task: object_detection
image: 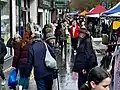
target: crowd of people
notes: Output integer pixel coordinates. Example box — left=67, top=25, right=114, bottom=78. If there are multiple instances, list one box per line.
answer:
left=0, top=15, right=113, bottom=90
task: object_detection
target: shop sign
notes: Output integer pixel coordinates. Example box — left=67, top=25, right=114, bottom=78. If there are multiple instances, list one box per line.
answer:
left=1, top=0, right=8, bottom=2
left=43, top=0, right=50, bottom=7
left=55, top=1, right=67, bottom=9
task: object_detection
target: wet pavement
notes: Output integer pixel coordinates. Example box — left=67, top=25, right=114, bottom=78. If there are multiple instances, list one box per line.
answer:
left=0, top=43, right=104, bottom=90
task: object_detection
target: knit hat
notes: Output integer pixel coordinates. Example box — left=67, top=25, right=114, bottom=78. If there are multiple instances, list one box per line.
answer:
left=34, top=30, right=41, bottom=38
left=45, top=27, right=53, bottom=33
left=46, top=33, right=56, bottom=41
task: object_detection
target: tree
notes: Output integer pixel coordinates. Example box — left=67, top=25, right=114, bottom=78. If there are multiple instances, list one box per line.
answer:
left=70, top=0, right=100, bottom=11
left=110, top=0, right=120, bottom=7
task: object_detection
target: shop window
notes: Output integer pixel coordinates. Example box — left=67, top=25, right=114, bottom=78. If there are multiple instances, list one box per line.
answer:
left=1, top=0, right=11, bottom=58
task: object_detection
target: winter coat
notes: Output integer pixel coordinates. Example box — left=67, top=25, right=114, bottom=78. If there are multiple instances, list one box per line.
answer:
left=27, top=38, right=54, bottom=79
left=19, top=44, right=29, bottom=68
left=0, top=40, right=7, bottom=64
left=12, top=40, right=21, bottom=68
left=73, top=36, right=98, bottom=72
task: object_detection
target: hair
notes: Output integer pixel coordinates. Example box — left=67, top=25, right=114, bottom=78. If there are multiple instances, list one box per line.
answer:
left=21, top=30, right=31, bottom=48
left=80, top=67, right=111, bottom=90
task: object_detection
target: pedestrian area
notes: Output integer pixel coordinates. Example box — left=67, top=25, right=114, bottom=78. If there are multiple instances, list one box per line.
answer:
left=0, top=43, right=104, bottom=90
left=0, top=44, right=78, bottom=90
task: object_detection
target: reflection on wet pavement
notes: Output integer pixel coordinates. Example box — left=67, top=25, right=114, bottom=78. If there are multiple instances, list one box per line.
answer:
left=55, top=46, right=78, bottom=90
left=0, top=44, right=104, bottom=90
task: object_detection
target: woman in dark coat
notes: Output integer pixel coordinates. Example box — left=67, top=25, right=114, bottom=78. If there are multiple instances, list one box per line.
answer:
left=8, top=34, right=21, bottom=90
left=72, top=28, right=98, bottom=89
left=18, top=29, right=32, bottom=90
left=12, top=34, right=21, bottom=68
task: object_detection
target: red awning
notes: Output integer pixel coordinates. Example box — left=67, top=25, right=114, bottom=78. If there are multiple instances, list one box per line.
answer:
left=87, top=5, right=106, bottom=15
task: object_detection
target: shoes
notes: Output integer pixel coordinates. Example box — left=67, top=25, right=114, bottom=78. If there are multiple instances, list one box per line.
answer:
left=19, top=85, right=23, bottom=90
left=74, top=50, right=76, bottom=55
left=1, top=80, right=6, bottom=86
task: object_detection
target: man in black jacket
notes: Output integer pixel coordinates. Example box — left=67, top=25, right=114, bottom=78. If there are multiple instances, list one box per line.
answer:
left=0, top=38, right=7, bottom=85
left=73, top=28, right=98, bottom=89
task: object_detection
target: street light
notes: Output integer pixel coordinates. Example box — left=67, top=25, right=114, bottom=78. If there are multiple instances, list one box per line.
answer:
left=18, top=0, right=21, bottom=34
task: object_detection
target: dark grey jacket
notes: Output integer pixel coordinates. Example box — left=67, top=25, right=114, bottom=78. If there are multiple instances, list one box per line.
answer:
left=0, top=40, right=7, bottom=64
left=73, top=36, right=98, bottom=72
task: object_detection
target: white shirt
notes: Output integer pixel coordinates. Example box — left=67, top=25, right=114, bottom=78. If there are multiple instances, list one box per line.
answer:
left=73, top=26, right=76, bottom=36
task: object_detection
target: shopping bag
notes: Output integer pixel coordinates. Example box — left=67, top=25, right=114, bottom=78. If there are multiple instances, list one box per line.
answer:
left=102, top=34, right=109, bottom=45
left=8, top=69, right=18, bottom=87
left=44, top=42, right=57, bottom=69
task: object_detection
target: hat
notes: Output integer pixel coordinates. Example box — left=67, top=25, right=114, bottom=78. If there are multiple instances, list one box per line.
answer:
left=46, top=33, right=56, bottom=41
left=45, top=27, right=53, bottom=33
left=14, top=34, right=21, bottom=38
left=34, top=30, right=41, bottom=38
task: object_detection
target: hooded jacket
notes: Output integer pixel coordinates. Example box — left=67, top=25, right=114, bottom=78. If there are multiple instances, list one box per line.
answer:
left=27, top=38, right=54, bottom=79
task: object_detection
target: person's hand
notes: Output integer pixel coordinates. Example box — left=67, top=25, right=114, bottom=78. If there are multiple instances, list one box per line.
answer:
left=82, top=69, right=87, bottom=74
left=73, top=72, right=78, bottom=80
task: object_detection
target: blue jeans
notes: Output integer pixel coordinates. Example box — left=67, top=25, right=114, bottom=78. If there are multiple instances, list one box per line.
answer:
left=35, top=75, right=53, bottom=90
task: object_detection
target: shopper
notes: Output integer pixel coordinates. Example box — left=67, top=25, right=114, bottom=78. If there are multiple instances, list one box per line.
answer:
left=0, top=38, right=7, bottom=85
left=80, top=67, right=111, bottom=90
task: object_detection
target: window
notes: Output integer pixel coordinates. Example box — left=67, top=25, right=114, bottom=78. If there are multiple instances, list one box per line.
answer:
left=1, top=0, right=11, bottom=58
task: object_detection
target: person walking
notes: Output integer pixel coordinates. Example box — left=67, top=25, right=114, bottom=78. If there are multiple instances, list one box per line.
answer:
left=27, top=31, right=56, bottom=90
left=11, top=34, right=21, bottom=69
left=8, top=34, right=21, bottom=90
left=0, top=38, right=7, bottom=85
left=72, top=28, right=98, bottom=89
left=80, top=67, right=111, bottom=90
left=69, top=19, right=80, bottom=51
left=18, top=29, right=32, bottom=90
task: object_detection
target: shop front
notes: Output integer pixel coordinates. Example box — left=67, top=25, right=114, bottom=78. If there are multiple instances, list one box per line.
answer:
left=38, top=0, right=52, bottom=27
left=0, top=0, right=12, bottom=59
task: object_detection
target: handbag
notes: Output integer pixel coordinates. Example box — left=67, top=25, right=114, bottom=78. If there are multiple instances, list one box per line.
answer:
left=44, top=42, right=57, bottom=69
left=8, top=69, right=18, bottom=87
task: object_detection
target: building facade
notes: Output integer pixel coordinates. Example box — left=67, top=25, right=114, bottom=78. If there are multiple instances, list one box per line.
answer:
left=0, top=0, right=69, bottom=59
left=0, top=0, right=11, bottom=58
left=54, top=0, right=69, bottom=19
left=37, top=0, right=52, bottom=28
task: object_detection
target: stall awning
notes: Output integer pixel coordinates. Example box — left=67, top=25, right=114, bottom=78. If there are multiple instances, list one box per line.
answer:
left=69, top=10, right=81, bottom=15
left=79, top=10, right=88, bottom=16
left=103, top=2, right=120, bottom=17
left=87, top=5, right=106, bottom=15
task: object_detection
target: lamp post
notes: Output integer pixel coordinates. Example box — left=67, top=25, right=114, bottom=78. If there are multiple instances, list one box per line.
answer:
left=10, top=0, right=12, bottom=38
left=18, top=0, right=21, bottom=34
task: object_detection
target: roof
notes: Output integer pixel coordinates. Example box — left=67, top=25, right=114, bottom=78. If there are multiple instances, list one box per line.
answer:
left=87, top=4, right=106, bottom=15
left=103, top=2, right=120, bottom=17
left=79, top=10, right=88, bottom=16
